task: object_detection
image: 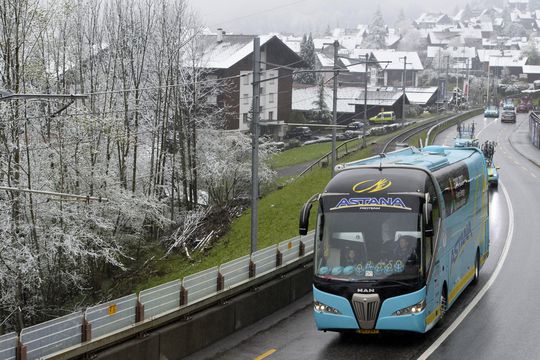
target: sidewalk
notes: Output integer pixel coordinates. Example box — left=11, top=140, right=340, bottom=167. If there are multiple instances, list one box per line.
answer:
left=508, top=116, right=540, bottom=168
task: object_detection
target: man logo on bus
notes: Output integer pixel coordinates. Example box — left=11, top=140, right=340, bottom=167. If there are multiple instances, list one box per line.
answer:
left=352, top=178, right=392, bottom=194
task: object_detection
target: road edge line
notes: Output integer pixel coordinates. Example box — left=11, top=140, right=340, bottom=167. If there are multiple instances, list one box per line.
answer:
left=416, top=182, right=515, bottom=360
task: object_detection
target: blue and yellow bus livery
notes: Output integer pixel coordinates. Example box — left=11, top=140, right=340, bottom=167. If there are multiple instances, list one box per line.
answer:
left=299, top=145, right=489, bottom=333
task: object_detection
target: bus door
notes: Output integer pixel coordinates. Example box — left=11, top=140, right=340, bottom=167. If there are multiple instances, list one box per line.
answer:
left=424, top=183, right=443, bottom=328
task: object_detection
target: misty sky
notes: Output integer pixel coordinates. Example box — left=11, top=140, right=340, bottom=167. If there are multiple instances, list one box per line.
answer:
left=188, top=0, right=501, bottom=35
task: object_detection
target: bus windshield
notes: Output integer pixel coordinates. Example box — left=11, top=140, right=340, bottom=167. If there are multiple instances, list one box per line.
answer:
left=315, top=210, right=423, bottom=283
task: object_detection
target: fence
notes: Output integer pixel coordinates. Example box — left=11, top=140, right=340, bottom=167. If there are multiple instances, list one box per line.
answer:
left=530, top=112, right=540, bottom=148
left=4, top=231, right=314, bottom=360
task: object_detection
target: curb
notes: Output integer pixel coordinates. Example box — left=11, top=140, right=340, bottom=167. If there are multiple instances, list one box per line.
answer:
left=507, top=116, right=540, bottom=169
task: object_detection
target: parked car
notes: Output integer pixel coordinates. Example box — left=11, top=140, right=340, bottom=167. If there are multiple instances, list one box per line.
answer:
left=346, top=121, right=364, bottom=130
left=284, top=126, right=312, bottom=140
left=484, top=106, right=499, bottom=118
left=369, top=111, right=396, bottom=124
left=500, top=110, right=516, bottom=123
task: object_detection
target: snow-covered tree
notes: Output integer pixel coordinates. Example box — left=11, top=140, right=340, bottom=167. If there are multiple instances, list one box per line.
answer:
left=364, top=7, right=387, bottom=49
left=522, top=38, right=540, bottom=65
left=310, top=77, right=332, bottom=124
left=294, top=33, right=317, bottom=84
left=503, top=22, right=528, bottom=38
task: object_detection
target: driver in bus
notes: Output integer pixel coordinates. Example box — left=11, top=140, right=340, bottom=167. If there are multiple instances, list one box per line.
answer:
left=394, top=235, right=418, bottom=263
left=343, top=248, right=359, bottom=266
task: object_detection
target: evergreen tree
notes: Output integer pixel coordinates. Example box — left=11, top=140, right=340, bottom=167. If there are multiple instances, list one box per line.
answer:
left=523, top=38, right=540, bottom=65
left=311, top=77, right=331, bottom=124
left=364, top=7, right=387, bottom=49
left=294, top=33, right=317, bottom=84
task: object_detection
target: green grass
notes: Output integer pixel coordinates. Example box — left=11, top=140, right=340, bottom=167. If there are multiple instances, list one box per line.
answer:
left=270, top=139, right=354, bottom=169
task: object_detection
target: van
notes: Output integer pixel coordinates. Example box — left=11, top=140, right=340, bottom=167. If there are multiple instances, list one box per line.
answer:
left=369, top=111, right=396, bottom=124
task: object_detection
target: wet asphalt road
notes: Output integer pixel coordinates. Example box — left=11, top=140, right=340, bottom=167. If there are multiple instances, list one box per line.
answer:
left=188, top=113, right=535, bottom=360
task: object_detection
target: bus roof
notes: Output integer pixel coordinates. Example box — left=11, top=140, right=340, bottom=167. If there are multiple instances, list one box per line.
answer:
left=339, top=146, right=479, bottom=173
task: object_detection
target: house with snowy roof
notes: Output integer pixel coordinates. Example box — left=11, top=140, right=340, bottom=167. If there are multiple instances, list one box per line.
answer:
left=199, top=31, right=304, bottom=132
left=369, top=50, right=424, bottom=87
left=414, top=13, right=454, bottom=29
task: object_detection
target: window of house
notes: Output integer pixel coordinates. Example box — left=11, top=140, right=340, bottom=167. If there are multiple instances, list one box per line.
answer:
left=243, top=73, right=250, bottom=85
left=243, top=94, right=249, bottom=105
left=260, top=86, right=264, bottom=95
left=269, top=72, right=276, bottom=85
left=269, top=93, right=275, bottom=103
left=269, top=111, right=273, bottom=121
left=243, top=113, right=249, bottom=123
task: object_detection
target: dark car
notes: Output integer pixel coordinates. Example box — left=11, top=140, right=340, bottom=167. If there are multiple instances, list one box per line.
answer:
left=285, top=126, right=312, bottom=140
left=501, top=110, right=516, bottom=123
left=516, top=103, right=529, bottom=113
left=346, top=121, right=364, bottom=130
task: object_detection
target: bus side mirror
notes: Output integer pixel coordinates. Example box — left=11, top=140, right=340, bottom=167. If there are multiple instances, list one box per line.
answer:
left=299, top=202, right=313, bottom=235
left=299, top=193, right=320, bottom=235
left=423, top=202, right=434, bottom=237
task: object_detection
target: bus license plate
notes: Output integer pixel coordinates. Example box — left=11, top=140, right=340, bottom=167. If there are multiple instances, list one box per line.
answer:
left=357, top=329, right=380, bottom=334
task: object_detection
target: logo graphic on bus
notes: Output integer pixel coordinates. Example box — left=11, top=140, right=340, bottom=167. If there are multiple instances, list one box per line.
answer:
left=352, top=179, right=392, bottom=194
left=330, top=197, right=411, bottom=211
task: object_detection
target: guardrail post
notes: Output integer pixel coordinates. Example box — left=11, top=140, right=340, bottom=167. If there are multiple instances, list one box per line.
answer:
left=17, top=338, right=27, bottom=360
left=217, top=272, right=224, bottom=291
left=276, top=249, right=283, bottom=267
left=81, top=317, right=91, bottom=343
left=249, top=259, right=256, bottom=278
left=135, top=299, right=144, bottom=323
left=299, top=241, right=305, bottom=257
left=180, top=286, right=188, bottom=306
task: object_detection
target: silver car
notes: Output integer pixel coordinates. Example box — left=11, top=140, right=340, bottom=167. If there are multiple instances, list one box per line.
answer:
left=501, top=110, right=516, bottom=123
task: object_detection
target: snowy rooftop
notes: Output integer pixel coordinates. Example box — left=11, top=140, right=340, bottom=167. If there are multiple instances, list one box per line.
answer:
left=488, top=55, right=527, bottom=68
left=340, top=58, right=366, bottom=73
left=371, top=50, right=424, bottom=71
left=292, top=87, right=405, bottom=112
left=415, top=13, right=449, bottom=25
left=477, top=49, right=521, bottom=62
left=405, top=87, right=439, bottom=105
left=428, top=31, right=463, bottom=45
left=523, top=65, right=540, bottom=74
left=199, top=34, right=273, bottom=69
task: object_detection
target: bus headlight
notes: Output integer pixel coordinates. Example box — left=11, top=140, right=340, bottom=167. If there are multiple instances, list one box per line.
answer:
left=392, top=299, right=426, bottom=316
left=314, top=301, right=341, bottom=315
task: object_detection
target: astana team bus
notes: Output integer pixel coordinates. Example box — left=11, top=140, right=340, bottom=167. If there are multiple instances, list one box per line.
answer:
left=299, top=145, right=489, bottom=333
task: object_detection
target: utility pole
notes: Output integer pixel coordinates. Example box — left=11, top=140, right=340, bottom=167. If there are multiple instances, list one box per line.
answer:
left=400, top=56, right=410, bottom=123
left=486, top=64, right=491, bottom=106
left=466, top=58, right=470, bottom=103
left=363, top=53, right=368, bottom=148
left=250, top=37, right=261, bottom=254
left=331, top=40, right=339, bottom=177
left=446, top=56, right=450, bottom=109
left=455, top=60, right=459, bottom=109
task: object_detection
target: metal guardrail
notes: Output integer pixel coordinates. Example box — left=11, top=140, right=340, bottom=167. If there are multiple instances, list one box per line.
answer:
left=425, top=108, right=483, bottom=146
left=0, top=332, right=17, bottom=360
left=530, top=112, right=540, bottom=148
left=3, top=231, right=314, bottom=360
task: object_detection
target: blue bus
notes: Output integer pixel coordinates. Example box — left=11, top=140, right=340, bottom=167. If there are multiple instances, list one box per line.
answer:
left=299, top=145, right=489, bottom=333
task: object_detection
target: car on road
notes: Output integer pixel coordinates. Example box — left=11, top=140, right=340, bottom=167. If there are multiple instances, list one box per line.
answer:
left=500, top=110, right=516, bottom=123
left=284, top=126, right=312, bottom=140
left=487, top=165, right=499, bottom=188
left=369, top=111, right=396, bottom=124
left=484, top=106, right=499, bottom=118
left=346, top=121, right=364, bottom=130
left=503, top=102, right=515, bottom=111
left=516, top=103, right=529, bottom=113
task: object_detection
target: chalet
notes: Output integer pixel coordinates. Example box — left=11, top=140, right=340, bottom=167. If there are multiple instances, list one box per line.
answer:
left=508, top=0, right=529, bottom=12
left=488, top=55, right=527, bottom=76
left=370, top=51, right=424, bottom=87
left=523, top=65, right=540, bottom=81
left=199, top=32, right=304, bottom=132
left=414, top=13, right=454, bottom=29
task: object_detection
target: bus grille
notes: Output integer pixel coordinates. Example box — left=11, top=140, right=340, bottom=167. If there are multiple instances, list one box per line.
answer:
left=351, top=293, right=380, bottom=329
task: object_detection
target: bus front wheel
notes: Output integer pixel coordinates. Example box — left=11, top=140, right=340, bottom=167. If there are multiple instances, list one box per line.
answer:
left=438, top=285, right=448, bottom=327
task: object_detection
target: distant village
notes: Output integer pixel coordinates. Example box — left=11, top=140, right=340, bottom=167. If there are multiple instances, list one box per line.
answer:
left=196, top=0, right=540, bottom=134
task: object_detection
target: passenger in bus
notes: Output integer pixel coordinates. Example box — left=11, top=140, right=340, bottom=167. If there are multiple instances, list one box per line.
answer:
left=393, top=235, right=418, bottom=263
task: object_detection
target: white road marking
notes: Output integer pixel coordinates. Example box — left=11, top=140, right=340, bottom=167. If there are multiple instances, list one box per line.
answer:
left=417, top=182, right=515, bottom=360
left=477, top=118, right=498, bottom=137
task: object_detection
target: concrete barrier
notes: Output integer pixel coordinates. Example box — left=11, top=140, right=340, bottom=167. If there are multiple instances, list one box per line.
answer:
left=91, top=262, right=314, bottom=360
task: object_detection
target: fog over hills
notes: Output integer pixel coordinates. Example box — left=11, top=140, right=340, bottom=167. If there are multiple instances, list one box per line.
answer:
left=190, top=0, right=503, bottom=34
